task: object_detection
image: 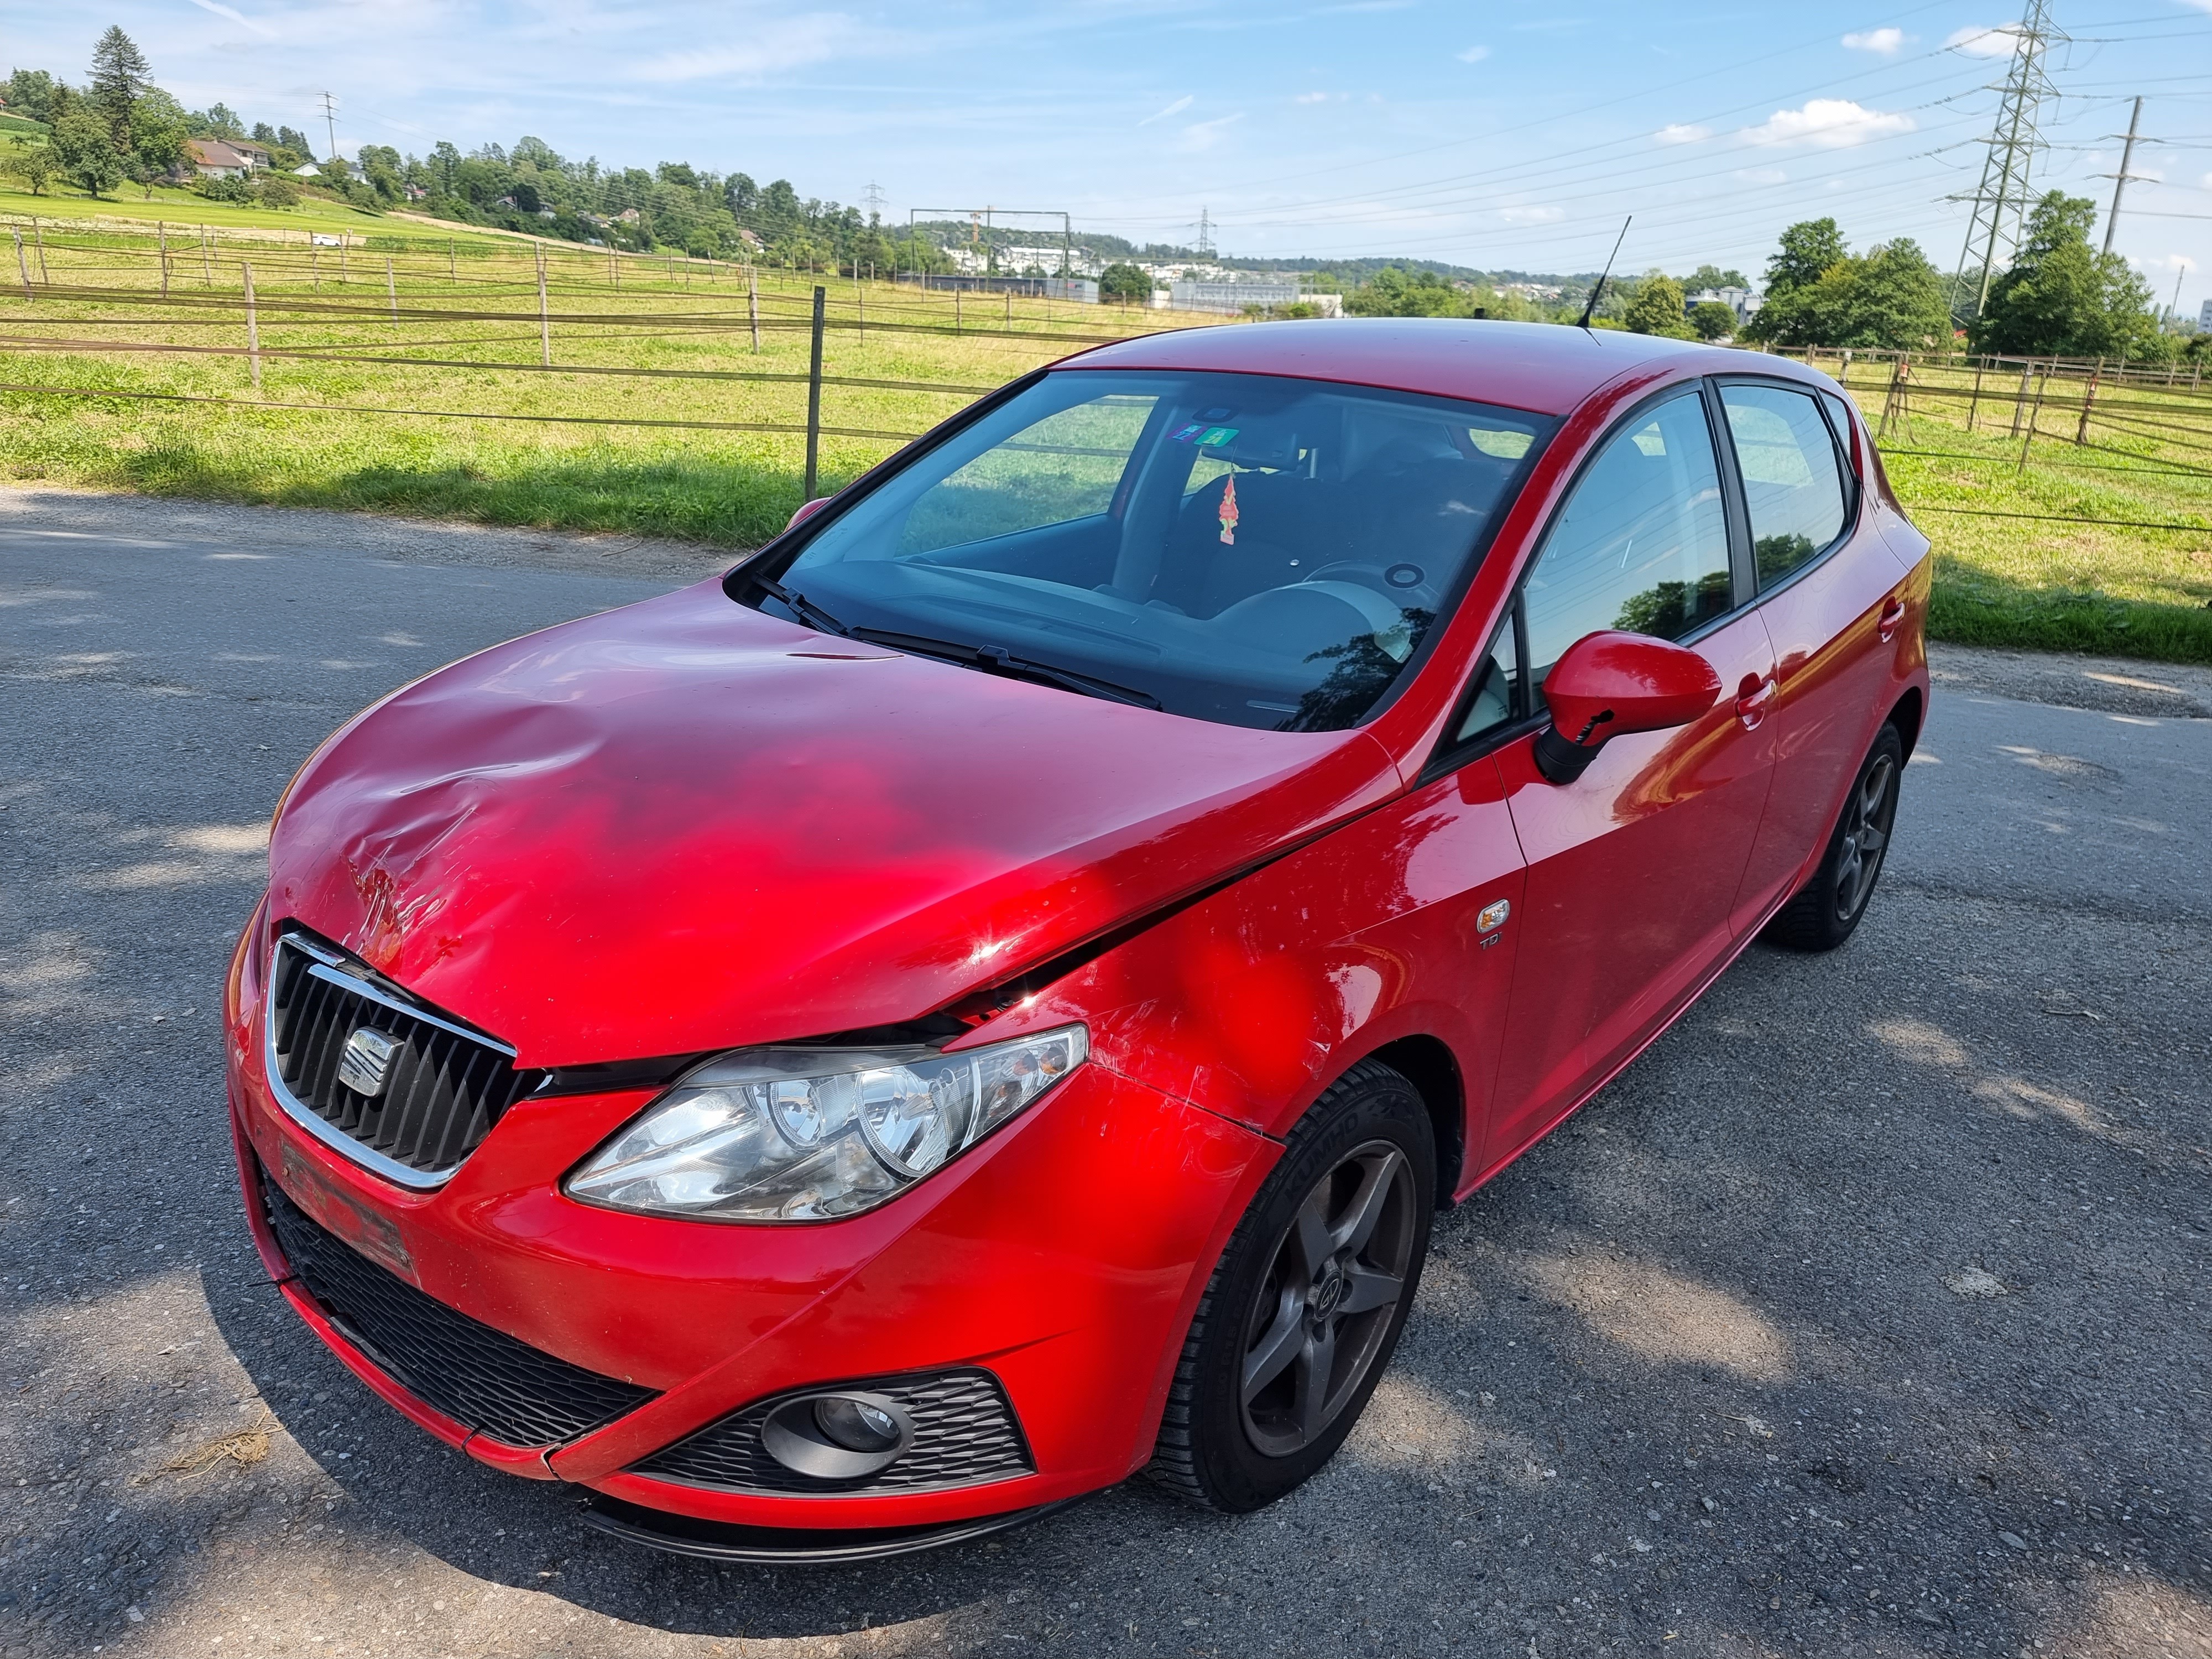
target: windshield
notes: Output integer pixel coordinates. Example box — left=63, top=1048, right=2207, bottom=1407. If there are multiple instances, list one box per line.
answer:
left=750, top=369, right=1555, bottom=731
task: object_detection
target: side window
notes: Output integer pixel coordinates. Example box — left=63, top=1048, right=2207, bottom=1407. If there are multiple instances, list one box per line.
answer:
left=1522, top=392, right=1732, bottom=681
left=1453, top=614, right=1520, bottom=746
left=1819, top=389, right=1860, bottom=478
left=899, top=394, right=1157, bottom=555
left=1720, top=384, right=1848, bottom=588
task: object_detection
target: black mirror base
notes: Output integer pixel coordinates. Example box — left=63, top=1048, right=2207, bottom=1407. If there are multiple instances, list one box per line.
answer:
left=1533, top=724, right=1600, bottom=785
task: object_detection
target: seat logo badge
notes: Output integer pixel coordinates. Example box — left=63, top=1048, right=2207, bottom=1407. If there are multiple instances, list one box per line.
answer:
left=337, top=1027, right=401, bottom=1098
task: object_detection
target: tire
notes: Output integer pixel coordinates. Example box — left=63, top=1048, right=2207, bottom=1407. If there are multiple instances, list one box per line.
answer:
left=1149, top=1059, right=1435, bottom=1513
left=1762, top=723, right=1905, bottom=953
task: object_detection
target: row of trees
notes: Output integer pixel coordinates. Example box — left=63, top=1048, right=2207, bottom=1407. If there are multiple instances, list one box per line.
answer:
left=3, top=31, right=199, bottom=200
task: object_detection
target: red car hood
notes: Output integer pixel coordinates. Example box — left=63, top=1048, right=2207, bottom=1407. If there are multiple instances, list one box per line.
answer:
left=269, top=581, right=1402, bottom=1067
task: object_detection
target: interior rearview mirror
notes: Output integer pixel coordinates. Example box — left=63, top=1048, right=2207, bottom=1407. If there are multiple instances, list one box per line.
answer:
left=1533, top=630, right=1724, bottom=784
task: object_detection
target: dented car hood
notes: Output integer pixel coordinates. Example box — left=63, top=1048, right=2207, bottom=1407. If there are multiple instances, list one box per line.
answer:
left=267, top=580, right=1402, bottom=1067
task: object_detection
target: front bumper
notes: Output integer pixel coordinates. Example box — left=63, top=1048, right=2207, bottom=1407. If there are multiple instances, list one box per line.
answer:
left=224, top=921, right=1278, bottom=1536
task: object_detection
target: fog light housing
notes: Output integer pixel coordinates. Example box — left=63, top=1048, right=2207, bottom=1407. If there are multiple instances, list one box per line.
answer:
left=759, top=1391, right=915, bottom=1481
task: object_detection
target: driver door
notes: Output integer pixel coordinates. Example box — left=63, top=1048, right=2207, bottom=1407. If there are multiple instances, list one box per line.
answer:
left=1478, top=385, right=1777, bottom=1173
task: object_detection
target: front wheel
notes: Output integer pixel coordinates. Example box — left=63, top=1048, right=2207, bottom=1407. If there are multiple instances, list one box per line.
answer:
left=1149, top=1060, right=1434, bottom=1513
left=1763, top=723, right=1904, bottom=952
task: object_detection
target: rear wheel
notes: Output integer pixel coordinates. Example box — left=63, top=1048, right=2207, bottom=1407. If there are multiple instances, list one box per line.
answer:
left=1764, top=723, right=1904, bottom=953
left=1149, top=1060, right=1434, bottom=1512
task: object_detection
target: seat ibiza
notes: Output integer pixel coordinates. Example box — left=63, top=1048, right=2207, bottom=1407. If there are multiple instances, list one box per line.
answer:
left=224, top=319, right=1929, bottom=1561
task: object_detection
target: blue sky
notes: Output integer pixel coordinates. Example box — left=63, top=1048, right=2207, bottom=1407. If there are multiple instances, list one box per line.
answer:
left=9, top=2, right=2211, bottom=310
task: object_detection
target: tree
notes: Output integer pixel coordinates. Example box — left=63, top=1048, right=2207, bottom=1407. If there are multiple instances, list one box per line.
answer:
left=8, top=142, right=61, bottom=195
left=50, top=107, right=124, bottom=198
left=4, top=69, right=60, bottom=126
left=129, top=88, right=191, bottom=185
left=1970, top=191, right=2160, bottom=358
left=1688, top=300, right=1739, bottom=340
left=1764, top=218, right=1846, bottom=301
left=255, top=170, right=300, bottom=208
left=87, top=25, right=152, bottom=142
left=1745, top=237, right=1950, bottom=351
left=1100, top=262, right=1151, bottom=304
left=1686, top=264, right=1751, bottom=293
left=1621, top=272, right=1693, bottom=338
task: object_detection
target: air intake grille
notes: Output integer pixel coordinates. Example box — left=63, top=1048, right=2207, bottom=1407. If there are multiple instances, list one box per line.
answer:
left=268, top=932, right=542, bottom=1185
left=262, top=1177, right=656, bottom=1448
left=633, top=1370, right=1033, bottom=1495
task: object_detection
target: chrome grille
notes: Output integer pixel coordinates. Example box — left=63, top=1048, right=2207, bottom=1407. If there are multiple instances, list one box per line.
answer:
left=632, top=1370, right=1034, bottom=1496
left=267, top=931, right=542, bottom=1188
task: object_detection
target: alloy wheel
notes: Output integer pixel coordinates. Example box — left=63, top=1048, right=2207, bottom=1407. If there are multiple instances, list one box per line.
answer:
left=1238, top=1139, right=1417, bottom=1458
left=1833, top=752, right=1898, bottom=924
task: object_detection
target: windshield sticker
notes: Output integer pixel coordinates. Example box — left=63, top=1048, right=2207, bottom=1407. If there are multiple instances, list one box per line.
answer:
left=1218, top=472, right=1240, bottom=545
left=1170, top=423, right=1206, bottom=444
left=1198, top=426, right=1239, bottom=447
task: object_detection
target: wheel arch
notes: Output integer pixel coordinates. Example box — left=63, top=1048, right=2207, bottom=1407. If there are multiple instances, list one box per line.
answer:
left=1359, top=1033, right=1465, bottom=1208
left=1886, top=686, right=1924, bottom=758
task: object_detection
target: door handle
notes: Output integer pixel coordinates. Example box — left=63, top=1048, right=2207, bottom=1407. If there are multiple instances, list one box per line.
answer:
left=1878, top=596, right=1907, bottom=643
left=1735, top=672, right=1776, bottom=731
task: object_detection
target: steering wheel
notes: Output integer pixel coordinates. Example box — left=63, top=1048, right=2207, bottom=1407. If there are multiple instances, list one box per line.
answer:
left=1303, top=560, right=1438, bottom=607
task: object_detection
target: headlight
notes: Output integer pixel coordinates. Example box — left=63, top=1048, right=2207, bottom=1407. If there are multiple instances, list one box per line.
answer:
left=563, top=1026, right=1088, bottom=1223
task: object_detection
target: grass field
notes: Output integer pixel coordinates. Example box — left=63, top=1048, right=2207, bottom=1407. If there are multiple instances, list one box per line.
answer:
left=0, top=207, right=2206, bottom=662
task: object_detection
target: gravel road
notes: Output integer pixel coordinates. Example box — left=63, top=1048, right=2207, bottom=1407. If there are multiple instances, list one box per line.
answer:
left=2, top=489, right=2206, bottom=1658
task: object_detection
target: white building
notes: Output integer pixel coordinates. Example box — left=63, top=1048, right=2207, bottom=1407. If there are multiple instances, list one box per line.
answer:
left=1686, top=285, right=1762, bottom=322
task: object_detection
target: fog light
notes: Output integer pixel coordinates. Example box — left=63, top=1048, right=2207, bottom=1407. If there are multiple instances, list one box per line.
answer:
left=815, top=1395, right=902, bottom=1454
left=760, top=1390, right=915, bottom=1481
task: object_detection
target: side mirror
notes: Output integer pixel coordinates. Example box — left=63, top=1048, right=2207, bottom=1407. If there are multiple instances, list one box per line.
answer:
left=786, top=495, right=833, bottom=532
left=1533, top=630, right=1723, bottom=784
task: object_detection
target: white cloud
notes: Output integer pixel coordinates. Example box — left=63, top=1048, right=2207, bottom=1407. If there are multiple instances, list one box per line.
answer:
left=1841, top=27, right=1907, bottom=53
left=1945, top=23, right=2025, bottom=57
left=186, top=0, right=276, bottom=36
left=1177, top=113, right=1245, bottom=153
left=1735, top=166, right=1790, bottom=184
left=1740, top=98, right=1915, bottom=148
left=630, top=14, right=867, bottom=82
left=1655, top=123, right=1712, bottom=145
left=1293, top=92, right=1337, bottom=104
left=1499, top=204, right=1565, bottom=223
left=1457, top=45, right=1491, bottom=62
left=1140, top=95, right=1194, bottom=126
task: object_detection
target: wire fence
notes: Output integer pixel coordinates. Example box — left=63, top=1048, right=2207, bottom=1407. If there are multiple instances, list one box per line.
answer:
left=0, top=222, right=2206, bottom=541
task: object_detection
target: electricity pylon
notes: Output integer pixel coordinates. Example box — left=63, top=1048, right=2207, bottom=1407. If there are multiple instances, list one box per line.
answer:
left=1948, top=0, right=2066, bottom=325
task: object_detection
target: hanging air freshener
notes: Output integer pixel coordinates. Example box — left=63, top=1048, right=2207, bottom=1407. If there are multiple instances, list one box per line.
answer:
left=1218, top=472, right=1239, bottom=546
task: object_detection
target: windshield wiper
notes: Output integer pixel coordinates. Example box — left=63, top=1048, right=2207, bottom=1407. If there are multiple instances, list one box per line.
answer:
left=749, top=574, right=851, bottom=638
left=852, top=628, right=1162, bottom=710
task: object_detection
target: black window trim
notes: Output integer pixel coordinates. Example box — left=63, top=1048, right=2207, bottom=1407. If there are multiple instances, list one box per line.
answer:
left=1709, top=373, right=1864, bottom=605
left=1422, top=377, right=1753, bottom=785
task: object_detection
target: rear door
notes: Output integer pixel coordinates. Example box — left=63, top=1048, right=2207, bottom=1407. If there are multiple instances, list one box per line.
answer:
left=1716, top=380, right=1906, bottom=926
left=1472, top=384, right=1778, bottom=1172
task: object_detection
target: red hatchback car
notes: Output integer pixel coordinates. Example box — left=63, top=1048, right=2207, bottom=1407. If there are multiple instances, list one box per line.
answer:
left=225, top=320, right=1930, bottom=1561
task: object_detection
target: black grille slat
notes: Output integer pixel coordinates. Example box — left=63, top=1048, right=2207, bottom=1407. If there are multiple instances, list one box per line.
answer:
left=267, top=933, right=544, bottom=1182
left=262, top=1178, right=655, bottom=1448
left=633, top=1370, right=1034, bottom=1496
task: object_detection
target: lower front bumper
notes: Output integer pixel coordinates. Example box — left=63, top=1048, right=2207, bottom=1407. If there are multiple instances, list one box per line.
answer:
left=578, top=1493, right=1079, bottom=1564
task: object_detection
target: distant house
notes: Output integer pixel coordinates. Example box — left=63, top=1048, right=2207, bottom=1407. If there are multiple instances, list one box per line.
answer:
left=232, top=139, right=272, bottom=168
left=734, top=227, right=762, bottom=250
left=615, top=207, right=641, bottom=225
left=1686, top=285, right=1762, bottom=323
left=186, top=138, right=259, bottom=180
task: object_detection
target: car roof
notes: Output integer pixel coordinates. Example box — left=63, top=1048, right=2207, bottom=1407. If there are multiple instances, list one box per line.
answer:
left=1062, top=317, right=1776, bottom=418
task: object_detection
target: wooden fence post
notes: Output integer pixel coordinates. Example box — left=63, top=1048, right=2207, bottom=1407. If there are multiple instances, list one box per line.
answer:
left=243, top=261, right=262, bottom=396
left=34, top=225, right=49, bottom=285
left=2074, top=358, right=2103, bottom=445
left=311, top=247, right=319, bottom=290
left=159, top=222, right=169, bottom=300
left=1965, top=357, right=1985, bottom=432
left=201, top=227, right=211, bottom=285
left=1878, top=356, right=1903, bottom=438
left=955, top=287, right=962, bottom=334
left=340, top=241, right=348, bottom=283
left=12, top=229, right=30, bottom=297
left=1838, top=349, right=1851, bottom=388
left=749, top=267, right=761, bottom=353
left=387, top=257, right=398, bottom=324
left=2008, top=361, right=2032, bottom=436
left=804, top=284, right=826, bottom=502
left=536, top=247, right=551, bottom=367
left=2018, top=368, right=2049, bottom=474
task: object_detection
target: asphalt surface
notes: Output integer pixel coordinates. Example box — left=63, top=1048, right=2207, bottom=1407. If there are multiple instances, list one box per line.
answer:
left=2, top=490, right=2207, bottom=1659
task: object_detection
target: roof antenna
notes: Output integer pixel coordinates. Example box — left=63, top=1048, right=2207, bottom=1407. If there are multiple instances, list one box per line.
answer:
left=1577, top=215, right=1632, bottom=330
